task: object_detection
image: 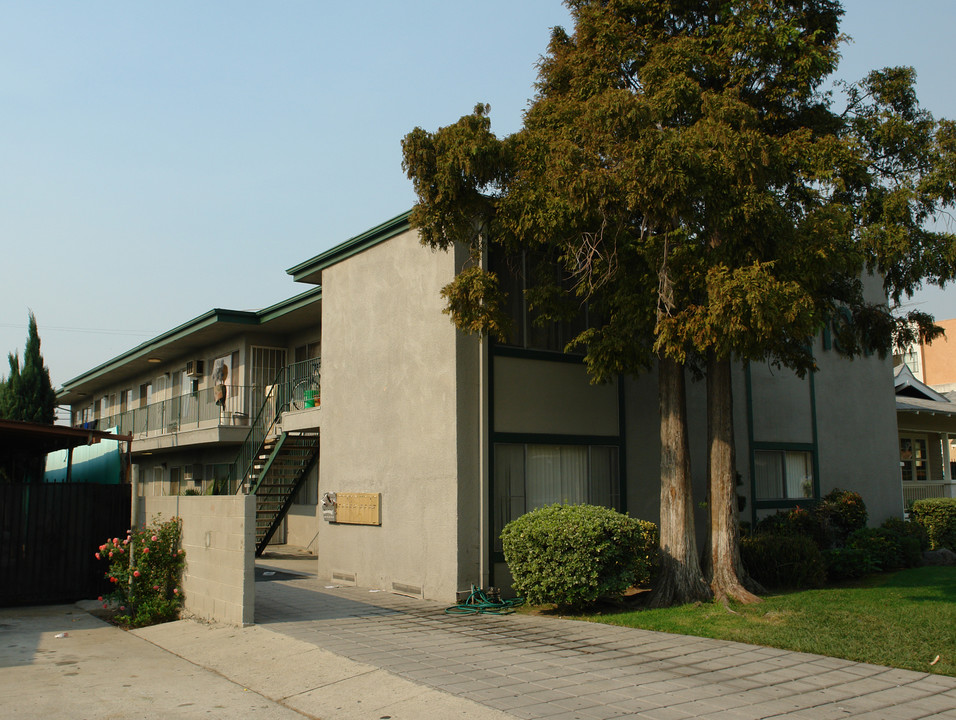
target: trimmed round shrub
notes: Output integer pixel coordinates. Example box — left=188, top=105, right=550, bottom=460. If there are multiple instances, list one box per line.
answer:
left=500, top=504, right=658, bottom=610
left=911, top=498, right=956, bottom=551
left=740, top=533, right=826, bottom=590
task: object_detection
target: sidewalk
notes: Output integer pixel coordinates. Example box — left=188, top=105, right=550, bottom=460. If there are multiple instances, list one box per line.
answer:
left=0, top=604, right=304, bottom=720
left=3, top=548, right=955, bottom=719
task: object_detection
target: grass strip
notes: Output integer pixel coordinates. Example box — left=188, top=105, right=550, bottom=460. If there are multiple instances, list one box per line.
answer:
left=583, top=566, right=955, bottom=677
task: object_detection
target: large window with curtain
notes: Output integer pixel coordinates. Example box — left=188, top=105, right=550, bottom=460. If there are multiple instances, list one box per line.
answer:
left=493, top=443, right=620, bottom=552
left=754, top=449, right=814, bottom=501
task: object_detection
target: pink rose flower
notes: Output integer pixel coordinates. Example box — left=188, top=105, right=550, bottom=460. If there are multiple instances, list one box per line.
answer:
left=95, top=553, right=100, bottom=560
left=153, top=585, right=159, bottom=591
left=133, top=570, right=140, bottom=578
left=143, top=547, right=149, bottom=554
left=151, top=535, right=157, bottom=541
left=173, top=588, right=179, bottom=595
left=108, top=551, right=113, bottom=558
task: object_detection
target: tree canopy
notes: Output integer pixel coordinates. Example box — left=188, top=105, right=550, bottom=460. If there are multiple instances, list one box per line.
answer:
left=402, top=0, right=956, bottom=605
left=0, top=312, right=57, bottom=425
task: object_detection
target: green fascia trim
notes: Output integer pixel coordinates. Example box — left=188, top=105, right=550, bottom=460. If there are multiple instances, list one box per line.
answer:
left=754, top=498, right=819, bottom=510
left=492, top=432, right=622, bottom=446
left=58, top=288, right=323, bottom=394
left=256, top=286, right=323, bottom=323
left=492, top=345, right=586, bottom=364
left=752, top=441, right=815, bottom=452
left=59, top=309, right=259, bottom=392
left=287, top=210, right=413, bottom=282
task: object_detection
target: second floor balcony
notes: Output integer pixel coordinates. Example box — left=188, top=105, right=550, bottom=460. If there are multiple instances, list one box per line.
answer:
left=76, top=358, right=322, bottom=453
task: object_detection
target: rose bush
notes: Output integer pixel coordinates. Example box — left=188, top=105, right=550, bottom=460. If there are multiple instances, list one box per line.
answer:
left=95, top=515, right=185, bottom=628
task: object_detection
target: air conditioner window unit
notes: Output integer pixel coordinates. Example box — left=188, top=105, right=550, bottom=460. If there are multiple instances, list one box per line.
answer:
left=186, top=360, right=205, bottom=377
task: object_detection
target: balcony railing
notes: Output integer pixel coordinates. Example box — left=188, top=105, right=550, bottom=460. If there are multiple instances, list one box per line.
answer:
left=227, top=357, right=321, bottom=494
left=81, top=385, right=259, bottom=439
left=903, top=481, right=956, bottom=504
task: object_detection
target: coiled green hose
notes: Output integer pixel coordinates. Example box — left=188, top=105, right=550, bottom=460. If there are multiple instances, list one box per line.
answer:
left=445, top=585, right=525, bottom=615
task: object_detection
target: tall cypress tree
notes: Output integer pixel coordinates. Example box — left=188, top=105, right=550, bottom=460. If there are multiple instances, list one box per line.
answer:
left=0, top=312, right=57, bottom=424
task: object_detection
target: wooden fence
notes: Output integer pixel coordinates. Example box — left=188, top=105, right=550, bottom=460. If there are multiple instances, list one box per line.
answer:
left=0, top=483, right=131, bottom=606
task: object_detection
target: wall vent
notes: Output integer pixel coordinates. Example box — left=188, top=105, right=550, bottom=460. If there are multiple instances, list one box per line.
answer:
left=332, top=571, right=356, bottom=585
left=391, top=582, right=423, bottom=598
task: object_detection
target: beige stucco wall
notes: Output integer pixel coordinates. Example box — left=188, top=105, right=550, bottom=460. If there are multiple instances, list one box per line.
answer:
left=813, top=346, right=902, bottom=523
left=316, top=229, right=480, bottom=601
left=141, top=496, right=255, bottom=625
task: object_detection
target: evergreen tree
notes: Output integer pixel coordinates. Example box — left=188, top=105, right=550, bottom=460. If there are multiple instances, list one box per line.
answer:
left=0, top=312, right=57, bottom=424
left=403, top=1, right=956, bottom=606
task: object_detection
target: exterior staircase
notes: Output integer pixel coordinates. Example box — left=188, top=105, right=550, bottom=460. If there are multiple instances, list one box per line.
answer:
left=247, top=430, right=320, bottom=556
left=228, top=358, right=322, bottom=556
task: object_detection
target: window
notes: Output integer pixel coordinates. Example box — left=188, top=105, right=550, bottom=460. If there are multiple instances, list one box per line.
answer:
left=252, top=347, right=287, bottom=388
left=491, top=251, right=590, bottom=354
left=899, top=437, right=928, bottom=483
left=754, top=450, right=814, bottom=501
left=493, top=443, right=619, bottom=551
left=294, top=341, right=321, bottom=363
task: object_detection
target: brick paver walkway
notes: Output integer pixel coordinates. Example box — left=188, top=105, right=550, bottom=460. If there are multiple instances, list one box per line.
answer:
left=254, top=575, right=956, bottom=719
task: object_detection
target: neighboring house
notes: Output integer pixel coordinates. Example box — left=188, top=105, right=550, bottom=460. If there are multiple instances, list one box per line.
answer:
left=894, top=364, right=956, bottom=505
left=895, top=317, right=956, bottom=389
left=61, top=211, right=904, bottom=601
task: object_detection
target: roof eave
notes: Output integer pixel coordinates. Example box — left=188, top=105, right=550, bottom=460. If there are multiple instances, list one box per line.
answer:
left=287, top=210, right=412, bottom=284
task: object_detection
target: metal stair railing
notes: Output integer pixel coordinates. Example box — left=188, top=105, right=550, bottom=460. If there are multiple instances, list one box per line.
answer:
left=254, top=432, right=320, bottom=556
left=226, top=357, right=321, bottom=495
left=228, top=368, right=287, bottom=495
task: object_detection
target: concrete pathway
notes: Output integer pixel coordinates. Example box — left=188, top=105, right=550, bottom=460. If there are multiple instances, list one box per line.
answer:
left=4, top=550, right=955, bottom=719
left=238, top=570, right=956, bottom=720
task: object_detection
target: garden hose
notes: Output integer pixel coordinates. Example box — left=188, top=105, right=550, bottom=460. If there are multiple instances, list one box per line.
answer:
left=445, top=585, right=525, bottom=615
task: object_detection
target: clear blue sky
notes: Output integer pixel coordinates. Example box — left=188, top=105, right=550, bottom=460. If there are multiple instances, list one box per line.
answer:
left=1, top=1, right=954, bottom=392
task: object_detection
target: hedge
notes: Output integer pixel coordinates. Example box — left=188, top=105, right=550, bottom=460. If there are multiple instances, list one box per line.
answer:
left=911, top=498, right=956, bottom=551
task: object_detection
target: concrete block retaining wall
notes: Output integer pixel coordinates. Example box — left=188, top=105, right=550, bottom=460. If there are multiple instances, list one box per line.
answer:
left=140, top=496, right=255, bottom=625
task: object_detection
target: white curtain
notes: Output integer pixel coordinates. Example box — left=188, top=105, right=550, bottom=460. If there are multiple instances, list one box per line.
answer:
left=493, top=445, right=525, bottom=550
left=526, top=445, right=587, bottom=508
left=785, top=451, right=812, bottom=499
left=754, top=451, right=783, bottom=499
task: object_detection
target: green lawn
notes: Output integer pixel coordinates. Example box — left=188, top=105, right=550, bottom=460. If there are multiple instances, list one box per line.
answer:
left=582, top=566, right=956, bottom=677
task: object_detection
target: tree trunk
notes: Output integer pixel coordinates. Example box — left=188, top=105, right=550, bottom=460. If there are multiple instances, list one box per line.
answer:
left=649, top=356, right=712, bottom=608
left=707, top=352, right=762, bottom=604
